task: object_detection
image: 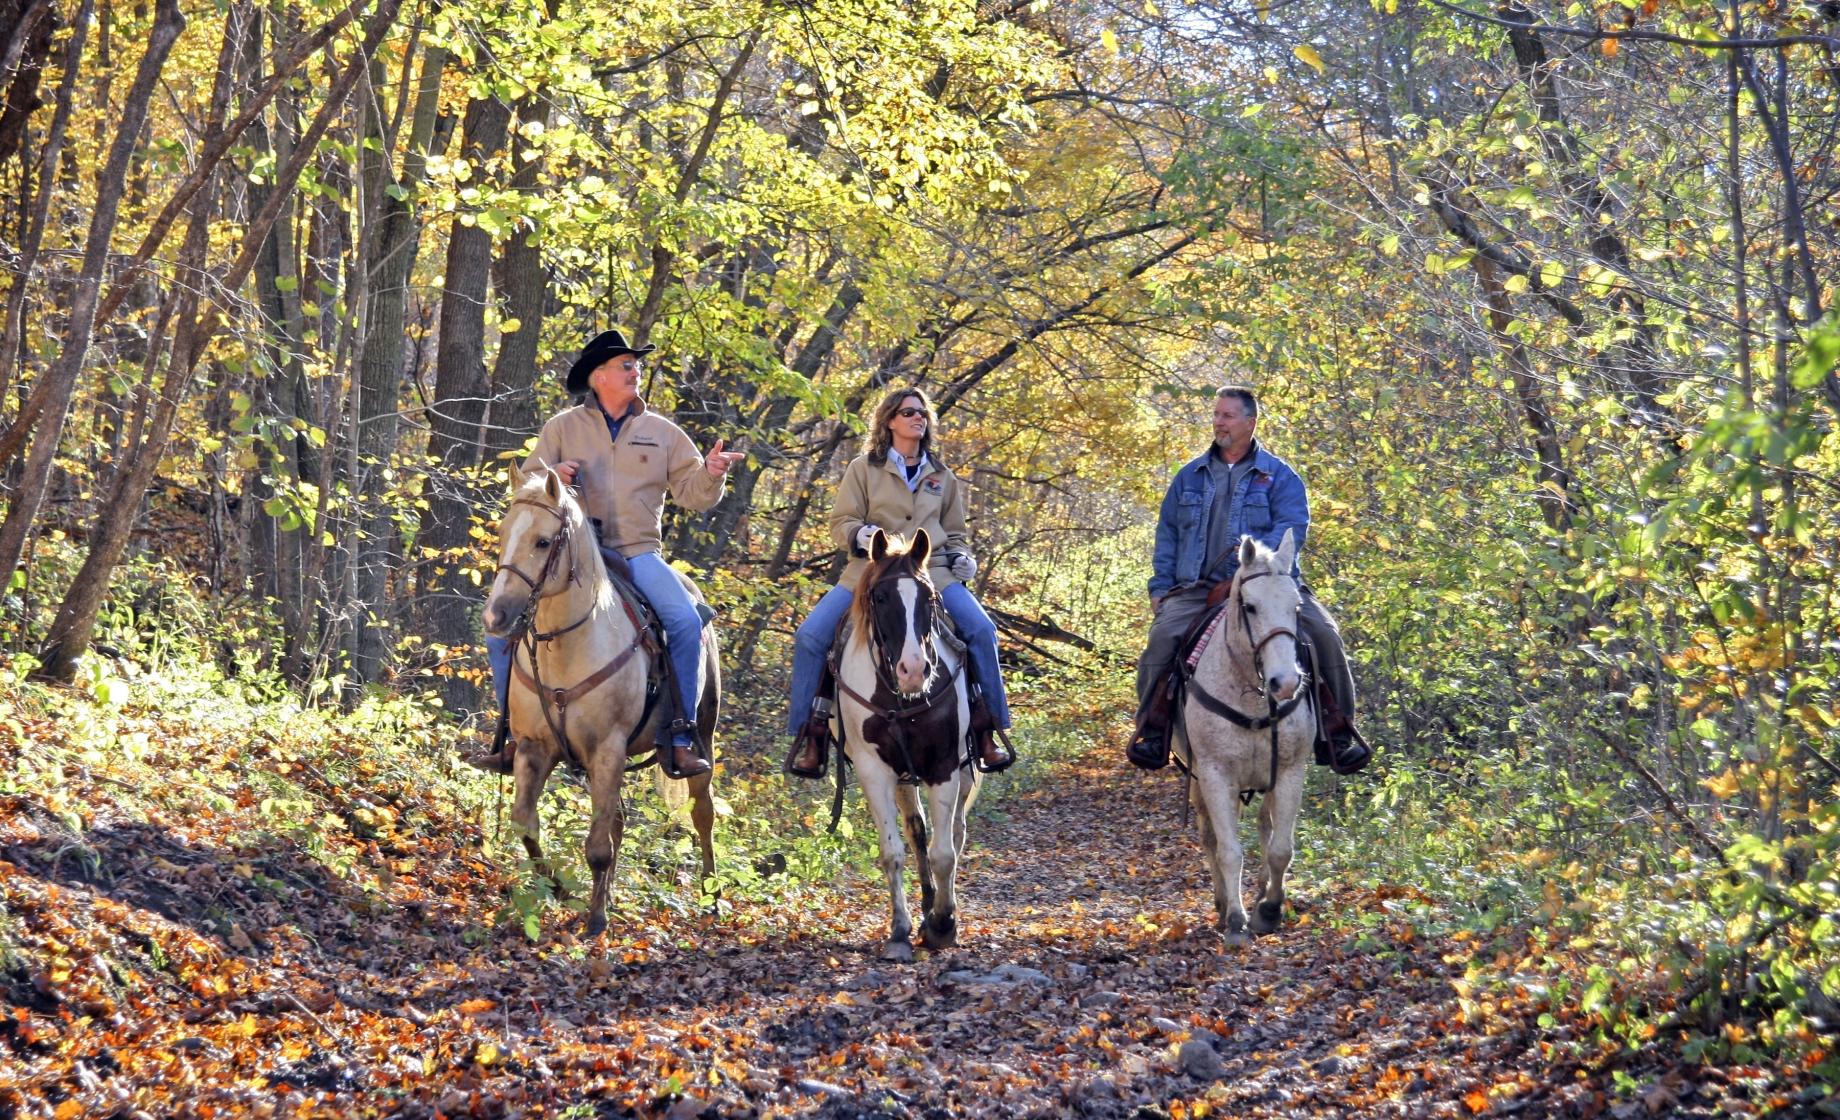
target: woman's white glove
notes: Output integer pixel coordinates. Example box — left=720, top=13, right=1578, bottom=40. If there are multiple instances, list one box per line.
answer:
left=948, top=552, right=977, bottom=582
left=854, top=524, right=882, bottom=553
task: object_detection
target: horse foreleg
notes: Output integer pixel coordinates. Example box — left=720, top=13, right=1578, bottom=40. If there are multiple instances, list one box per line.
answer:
left=583, top=752, right=627, bottom=938
left=896, top=784, right=935, bottom=920
left=858, top=765, right=915, bottom=962
left=1195, top=766, right=1250, bottom=944
left=1252, top=765, right=1304, bottom=936
left=920, top=778, right=963, bottom=951
left=687, top=770, right=716, bottom=886
left=511, top=739, right=563, bottom=891
left=1191, top=784, right=1230, bottom=931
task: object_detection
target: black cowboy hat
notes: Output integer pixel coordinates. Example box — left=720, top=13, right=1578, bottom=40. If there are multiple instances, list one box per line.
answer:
left=566, top=329, right=656, bottom=395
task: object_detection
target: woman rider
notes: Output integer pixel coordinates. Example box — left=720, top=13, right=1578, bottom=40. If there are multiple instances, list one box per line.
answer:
left=785, top=387, right=1014, bottom=778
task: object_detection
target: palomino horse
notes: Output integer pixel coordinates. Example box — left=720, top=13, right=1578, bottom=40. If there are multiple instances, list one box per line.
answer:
left=481, top=467, right=718, bottom=935
left=1176, top=529, right=1317, bottom=946
left=835, top=529, right=981, bottom=962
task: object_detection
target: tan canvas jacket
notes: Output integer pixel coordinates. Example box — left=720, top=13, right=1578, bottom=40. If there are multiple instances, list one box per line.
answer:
left=829, top=452, right=969, bottom=590
left=524, top=398, right=724, bottom=558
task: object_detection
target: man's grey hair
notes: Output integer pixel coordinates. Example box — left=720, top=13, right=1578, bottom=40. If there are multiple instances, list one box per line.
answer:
left=1215, top=385, right=1258, bottom=419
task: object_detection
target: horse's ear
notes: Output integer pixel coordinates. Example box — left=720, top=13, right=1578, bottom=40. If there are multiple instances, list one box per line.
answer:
left=910, top=528, right=931, bottom=570
left=1274, top=527, right=1297, bottom=574
left=543, top=467, right=563, bottom=503
left=870, top=527, right=891, bottom=561
left=1239, top=534, right=1260, bottom=572
left=509, top=462, right=527, bottom=491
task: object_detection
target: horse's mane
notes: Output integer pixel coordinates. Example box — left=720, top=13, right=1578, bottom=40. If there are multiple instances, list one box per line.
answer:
left=850, top=535, right=930, bottom=635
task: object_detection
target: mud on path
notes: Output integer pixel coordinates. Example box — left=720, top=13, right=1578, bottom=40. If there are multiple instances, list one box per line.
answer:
left=2, top=744, right=1721, bottom=1118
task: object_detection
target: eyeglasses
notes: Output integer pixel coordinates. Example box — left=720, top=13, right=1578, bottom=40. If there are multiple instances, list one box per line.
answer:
left=894, top=407, right=927, bottom=419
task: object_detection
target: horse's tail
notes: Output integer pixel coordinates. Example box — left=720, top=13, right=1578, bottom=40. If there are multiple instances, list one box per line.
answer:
left=654, top=766, right=690, bottom=812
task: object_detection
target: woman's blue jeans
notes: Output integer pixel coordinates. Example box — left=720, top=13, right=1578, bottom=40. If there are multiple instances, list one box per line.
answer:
left=485, top=551, right=704, bottom=746
left=786, top=581, right=1009, bottom=735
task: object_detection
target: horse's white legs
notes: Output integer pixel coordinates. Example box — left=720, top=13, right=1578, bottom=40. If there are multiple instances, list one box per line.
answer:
left=1195, top=764, right=1250, bottom=942
left=952, top=768, right=981, bottom=856
left=582, top=736, right=629, bottom=937
left=1252, top=762, right=1305, bottom=935
left=920, top=776, right=963, bottom=950
left=856, top=762, right=916, bottom=961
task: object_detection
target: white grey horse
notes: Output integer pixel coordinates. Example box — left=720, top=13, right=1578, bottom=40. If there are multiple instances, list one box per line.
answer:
left=1175, top=529, right=1317, bottom=946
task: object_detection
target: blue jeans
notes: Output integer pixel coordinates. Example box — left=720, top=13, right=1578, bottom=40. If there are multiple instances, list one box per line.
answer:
left=786, top=581, right=1010, bottom=736
left=486, top=550, right=705, bottom=746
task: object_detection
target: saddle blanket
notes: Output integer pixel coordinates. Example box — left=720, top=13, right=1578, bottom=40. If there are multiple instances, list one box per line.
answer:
left=1185, top=608, right=1229, bottom=671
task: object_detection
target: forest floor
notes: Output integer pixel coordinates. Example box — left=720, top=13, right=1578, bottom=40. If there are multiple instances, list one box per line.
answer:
left=0, top=697, right=1820, bottom=1119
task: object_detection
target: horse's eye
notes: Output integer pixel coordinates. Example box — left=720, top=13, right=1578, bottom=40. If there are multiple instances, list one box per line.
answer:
left=871, top=590, right=886, bottom=604
left=535, top=537, right=552, bottom=549
left=1245, top=603, right=1258, bottom=614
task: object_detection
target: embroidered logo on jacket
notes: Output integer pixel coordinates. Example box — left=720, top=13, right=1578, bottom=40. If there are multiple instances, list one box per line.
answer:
left=922, top=476, right=944, bottom=495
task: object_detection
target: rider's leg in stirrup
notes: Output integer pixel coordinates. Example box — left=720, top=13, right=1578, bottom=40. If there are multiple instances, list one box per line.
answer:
left=630, top=551, right=712, bottom=777
left=786, top=585, right=854, bottom=779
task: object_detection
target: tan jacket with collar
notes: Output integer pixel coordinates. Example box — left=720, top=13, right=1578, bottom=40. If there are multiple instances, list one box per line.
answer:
left=524, top=397, right=724, bottom=558
left=829, top=451, right=970, bottom=590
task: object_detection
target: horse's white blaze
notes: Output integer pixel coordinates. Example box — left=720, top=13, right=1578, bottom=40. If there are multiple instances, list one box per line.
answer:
left=893, top=580, right=927, bottom=694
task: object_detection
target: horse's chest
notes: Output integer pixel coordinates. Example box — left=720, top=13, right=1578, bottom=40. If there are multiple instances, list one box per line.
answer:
left=841, top=668, right=965, bottom=786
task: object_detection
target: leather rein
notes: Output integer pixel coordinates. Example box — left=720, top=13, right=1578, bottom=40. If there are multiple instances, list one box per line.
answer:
left=1181, top=568, right=1305, bottom=802
left=496, top=497, right=652, bottom=771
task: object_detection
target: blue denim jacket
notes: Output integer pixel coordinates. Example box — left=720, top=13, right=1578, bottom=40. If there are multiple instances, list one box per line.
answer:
left=1148, top=442, right=1308, bottom=598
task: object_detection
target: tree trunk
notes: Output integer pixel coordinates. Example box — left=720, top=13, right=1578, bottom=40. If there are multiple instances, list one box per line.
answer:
left=348, top=40, right=450, bottom=684
left=0, top=0, right=183, bottom=598
left=417, top=91, right=510, bottom=710
left=0, top=0, right=89, bottom=408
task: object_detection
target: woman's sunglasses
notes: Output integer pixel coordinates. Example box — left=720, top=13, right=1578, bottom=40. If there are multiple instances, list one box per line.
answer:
left=894, top=407, right=927, bottom=419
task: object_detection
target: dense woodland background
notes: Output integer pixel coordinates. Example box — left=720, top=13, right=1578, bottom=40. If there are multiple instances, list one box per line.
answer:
left=1, top=0, right=1837, bottom=1104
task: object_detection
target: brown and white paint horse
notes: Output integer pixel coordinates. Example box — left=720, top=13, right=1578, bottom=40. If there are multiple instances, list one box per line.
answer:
left=1177, top=529, right=1317, bottom=946
left=481, top=466, right=718, bottom=935
left=835, top=529, right=981, bottom=962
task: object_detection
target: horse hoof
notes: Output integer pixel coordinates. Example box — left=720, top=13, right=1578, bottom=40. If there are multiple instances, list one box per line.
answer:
left=1222, top=929, right=1251, bottom=950
left=586, top=913, right=607, bottom=938
left=920, top=915, right=958, bottom=950
left=1251, top=901, right=1283, bottom=935
left=881, top=940, right=915, bottom=963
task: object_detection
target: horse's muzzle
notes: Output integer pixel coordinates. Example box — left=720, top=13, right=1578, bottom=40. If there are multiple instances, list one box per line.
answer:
left=1269, top=673, right=1301, bottom=703
left=482, top=593, right=526, bottom=637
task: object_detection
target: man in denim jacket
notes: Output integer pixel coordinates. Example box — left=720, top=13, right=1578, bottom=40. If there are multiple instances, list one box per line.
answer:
left=1126, top=386, right=1371, bottom=774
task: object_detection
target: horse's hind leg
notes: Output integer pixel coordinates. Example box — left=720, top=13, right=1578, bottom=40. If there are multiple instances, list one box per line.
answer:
left=687, top=770, right=716, bottom=885
left=859, top=765, right=915, bottom=962
left=920, top=777, right=964, bottom=951
left=583, top=748, right=628, bottom=938
left=511, top=739, right=563, bottom=888
left=1251, top=766, right=1304, bottom=936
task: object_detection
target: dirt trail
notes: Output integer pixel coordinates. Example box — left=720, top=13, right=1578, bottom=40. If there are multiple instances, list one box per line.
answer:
left=4, top=744, right=1625, bottom=1118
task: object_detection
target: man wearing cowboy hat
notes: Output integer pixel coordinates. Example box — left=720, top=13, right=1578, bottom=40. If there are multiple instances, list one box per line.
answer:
left=469, top=328, right=745, bottom=778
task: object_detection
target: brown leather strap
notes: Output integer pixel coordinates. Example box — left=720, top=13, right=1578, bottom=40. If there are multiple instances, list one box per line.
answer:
left=510, top=637, right=643, bottom=711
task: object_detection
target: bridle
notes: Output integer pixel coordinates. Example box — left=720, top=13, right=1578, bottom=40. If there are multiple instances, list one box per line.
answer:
left=494, top=497, right=587, bottom=640
left=1181, top=566, right=1307, bottom=803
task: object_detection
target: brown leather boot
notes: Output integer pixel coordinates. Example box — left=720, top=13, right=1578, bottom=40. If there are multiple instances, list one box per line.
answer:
left=1314, top=680, right=1371, bottom=774
left=1126, top=671, right=1178, bottom=770
left=665, top=720, right=711, bottom=778
left=670, top=743, right=712, bottom=777
left=785, top=703, right=833, bottom=780
left=968, top=688, right=1013, bottom=773
left=461, top=739, right=516, bottom=775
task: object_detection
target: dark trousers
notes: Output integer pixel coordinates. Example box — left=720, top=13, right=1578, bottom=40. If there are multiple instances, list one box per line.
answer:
left=1135, top=585, right=1358, bottom=722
